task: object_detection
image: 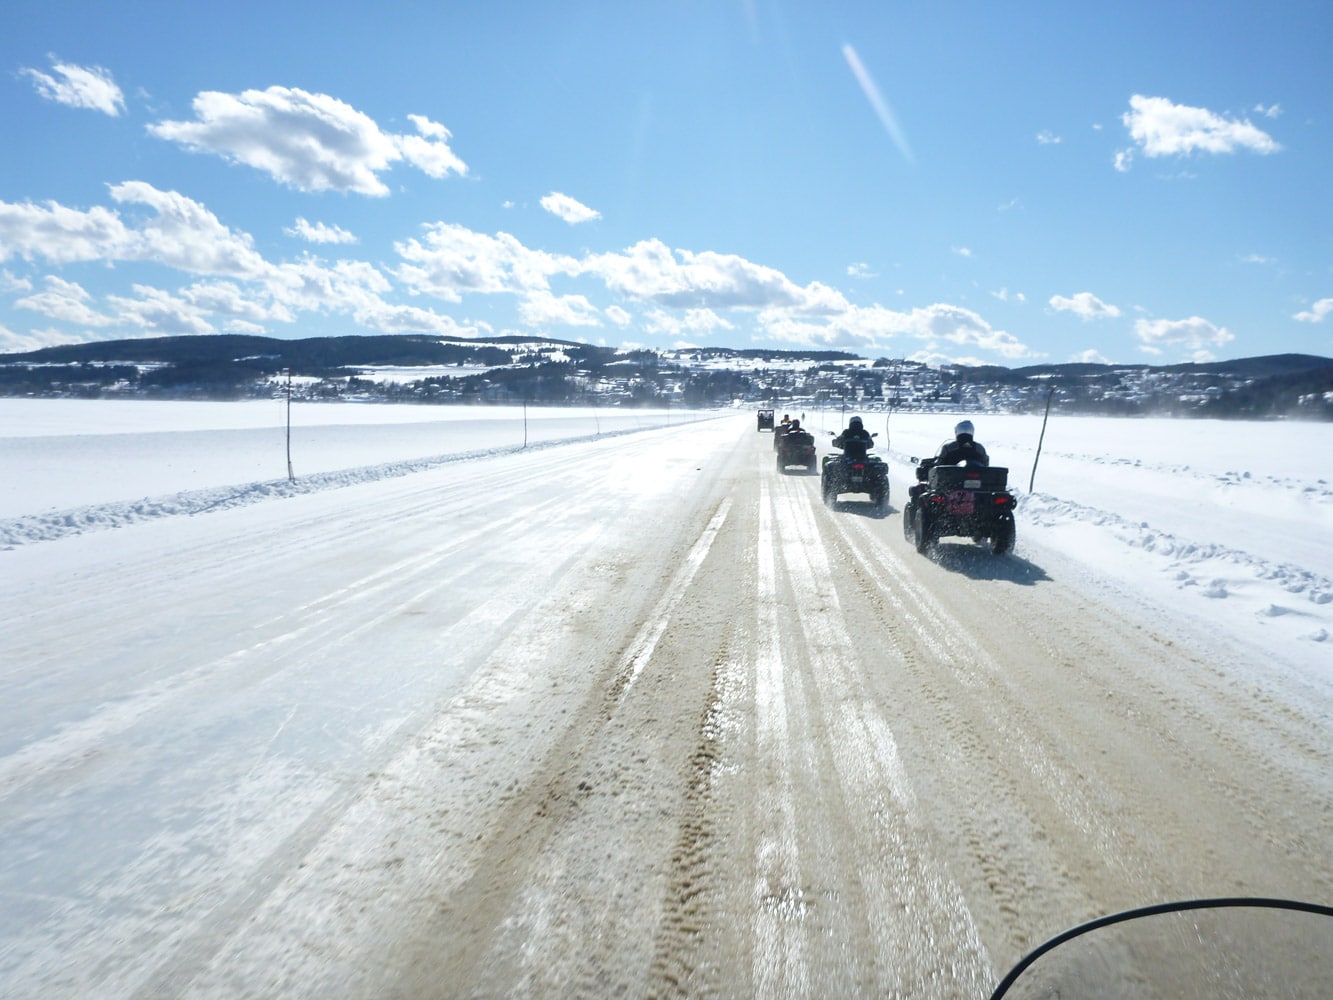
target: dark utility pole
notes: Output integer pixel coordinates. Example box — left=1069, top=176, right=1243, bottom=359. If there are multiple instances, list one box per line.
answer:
left=1029, top=384, right=1055, bottom=493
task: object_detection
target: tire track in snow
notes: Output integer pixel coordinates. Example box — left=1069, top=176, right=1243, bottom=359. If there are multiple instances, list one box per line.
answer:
left=607, top=497, right=732, bottom=706
left=750, top=478, right=811, bottom=996
left=773, top=480, right=993, bottom=995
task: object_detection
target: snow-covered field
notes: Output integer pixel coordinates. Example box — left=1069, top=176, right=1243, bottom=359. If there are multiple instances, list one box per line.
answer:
left=1, top=399, right=1329, bottom=997
left=0, top=399, right=700, bottom=535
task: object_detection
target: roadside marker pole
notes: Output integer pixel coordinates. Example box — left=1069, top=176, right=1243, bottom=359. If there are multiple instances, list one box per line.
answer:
left=1029, top=384, right=1054, bottom=493
left=286, top=368, right=296, bottom=484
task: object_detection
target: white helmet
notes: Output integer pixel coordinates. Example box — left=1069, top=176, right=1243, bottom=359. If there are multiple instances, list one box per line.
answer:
left=954, top=420, right=975, bottom=438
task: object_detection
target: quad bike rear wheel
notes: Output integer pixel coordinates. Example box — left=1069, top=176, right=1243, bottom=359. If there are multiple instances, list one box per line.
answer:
left=991, top=515, right=1015, bottom=555
left=912, top=506, right=932, bottom=553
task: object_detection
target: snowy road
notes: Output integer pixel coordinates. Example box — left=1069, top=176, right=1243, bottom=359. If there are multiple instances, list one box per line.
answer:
left=2, top=413, right=1330, bottom=997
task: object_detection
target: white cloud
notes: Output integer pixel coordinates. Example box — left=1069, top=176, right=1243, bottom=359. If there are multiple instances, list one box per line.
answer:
left=148, top=87, right=466, bottom=195
left=643, top=307, right=734, bottom=338
left=519, top=291, right=602, bottom=327
left=107, top=284, right=216, bottom=335
left=540, top=192, right=601, bottom=225
left=583, top=239, right=844, bottom=313
left=16, top=276, right=114, bottom=326
left=396, top=223, right=579, bottom=301
left=1071, top=349, right=1112, bottom=364
left=21, top=59, right=125, bottom=116
left=268, top=257, right=388, bottom=314
left=1254, top=103, right=1282, bottom=119
left=1293, top=298, right=1333, bottom=323
left=1134, top=315, right=1234, bottom=352
left=285, top=217, right=358, bottom=245
left=223, top=319, right=267, bottom=335
left=756, top=300, right=1032, bottom=359
left=1036, top=130, right=1062, bottom=145
left=0, top=196, right=136, bottom=264
left=394, top=115, right=468, bottom=179
left=918, top=304, right=1030, bottom=357
left=352, top=300, right=475, bottom=335
left=847, top=262, right=876, bottom=279
left=604, top=305, right=632, bottom=327
left=952, top=246, right=973, bottom=258
left=0, top=186, right=483, bottom=339
left=1, top=270, right=34, bottom=294
left=0, top=324, right=89, bottom=353
left=182, top=280, right=294, bottom=325
left=1119, top=94, right=1281, bottom=165
left=108, top=182, right=270, bottom=277
left=1049, top=291, right=1121, bottom=320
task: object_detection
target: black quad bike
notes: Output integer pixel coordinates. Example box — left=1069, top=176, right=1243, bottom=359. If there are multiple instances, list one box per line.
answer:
left=902, top=461, right=1016, bottom=554
left=821, top=434, right=889, bottom=514
left=775, top=428, right=817, bottom=473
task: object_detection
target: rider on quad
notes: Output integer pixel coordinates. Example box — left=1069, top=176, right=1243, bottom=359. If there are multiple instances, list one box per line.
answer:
left=832, top=416, right=874, bottom=460
left=912, top=420, right=988, bottom=497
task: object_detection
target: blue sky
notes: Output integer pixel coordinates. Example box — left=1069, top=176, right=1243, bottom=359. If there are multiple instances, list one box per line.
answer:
left=2, top=0, right=1330, bottom=366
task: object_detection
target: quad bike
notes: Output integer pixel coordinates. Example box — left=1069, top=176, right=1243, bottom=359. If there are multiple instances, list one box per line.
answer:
left=902, top=461, right=1016, bottom=554
left=775, top=428, right=817, bottom=473
left=988, top=897, right=1333, bottom=998
left=821, top=433, right=889, bottom=514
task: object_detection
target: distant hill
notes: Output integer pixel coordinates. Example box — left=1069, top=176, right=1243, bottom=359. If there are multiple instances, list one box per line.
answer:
left=0, top=333, right=596, bottom=370
left=1, top=333, right=1329, bottom=418
left=950, top=353, right=1333, bottom=383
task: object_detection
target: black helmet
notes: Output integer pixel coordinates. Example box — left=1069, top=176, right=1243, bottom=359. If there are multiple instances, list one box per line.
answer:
left=849, top=416, right=863, bottom=430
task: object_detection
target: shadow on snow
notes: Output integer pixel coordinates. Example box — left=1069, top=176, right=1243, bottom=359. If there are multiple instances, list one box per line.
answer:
left=921, top=538, right=1050, bottom=584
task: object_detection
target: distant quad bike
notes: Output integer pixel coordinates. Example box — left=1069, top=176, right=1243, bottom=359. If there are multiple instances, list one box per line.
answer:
left=821, top=434, right=889, bottom=515
left=775, top=428, right=817, bottom=473
left=902, top=462, right=1016, bottom=555
left=756, top=408, right=775, bottom=431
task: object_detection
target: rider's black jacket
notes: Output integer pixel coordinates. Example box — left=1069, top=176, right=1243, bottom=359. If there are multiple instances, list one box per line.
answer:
left=832, top=426, right=873, bottom=460
left=920, top=437, right=989, bottom=470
